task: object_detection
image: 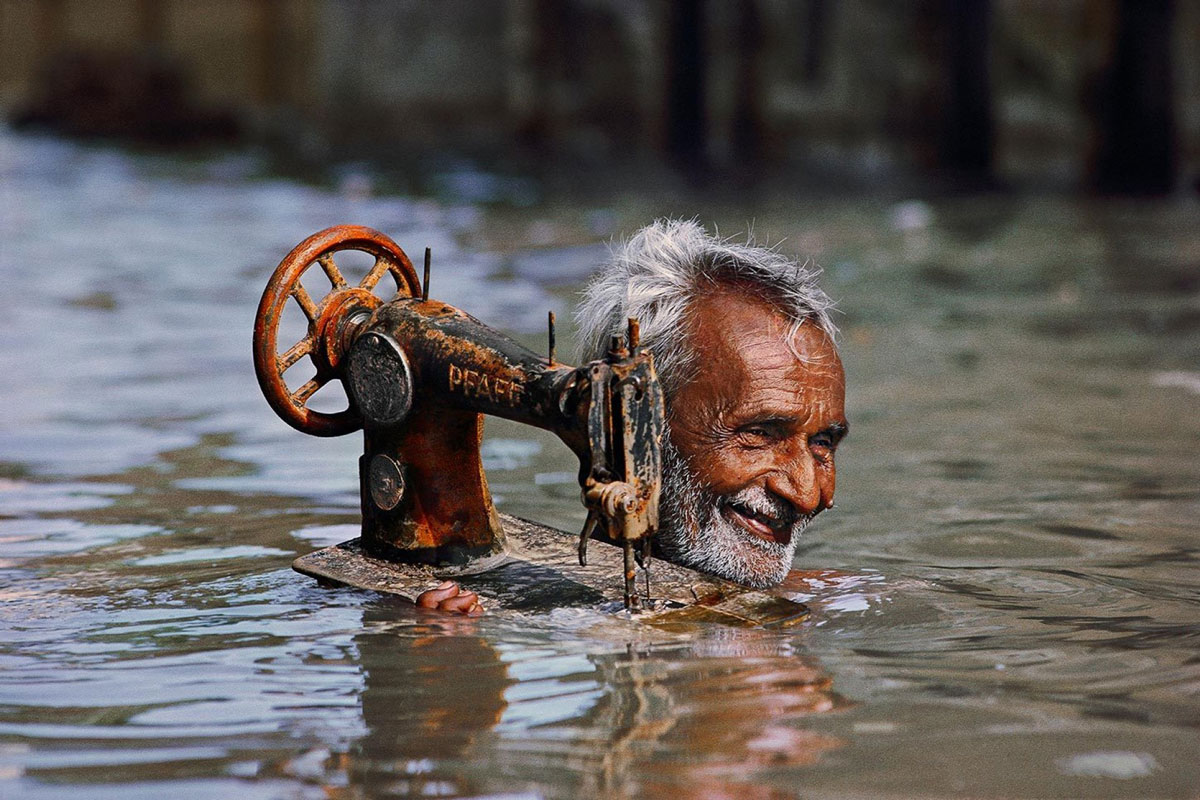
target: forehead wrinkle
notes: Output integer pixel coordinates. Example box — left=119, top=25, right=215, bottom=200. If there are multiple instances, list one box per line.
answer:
left=700, top=352, right=842, bottom=426
left=733, top=347, right=844, bottom=426
left=732, top=387, right=838, bottom=429
left=715, top=322, right=825, bottom=378
left=738, top=347, right=842, bottom=398
left=673, top=284, right=844, bottom=430
left=690, top=293, right=840, bottom=375
left=786, top=322, right=837, bottom=362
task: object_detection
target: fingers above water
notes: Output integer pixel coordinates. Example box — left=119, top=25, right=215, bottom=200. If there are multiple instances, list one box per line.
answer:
left=416, top=580, right=460, bottom=608
left=415, top=581, right=485, bottom=615
left=437, top=590, right=482, bottom=615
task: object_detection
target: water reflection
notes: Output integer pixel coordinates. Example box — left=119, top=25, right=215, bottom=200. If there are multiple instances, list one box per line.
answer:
left=346, top=604, right=842, bottom=800
left=351, top=610, right=513, bottom=798
left=2, top=129, right=1199, bottom=797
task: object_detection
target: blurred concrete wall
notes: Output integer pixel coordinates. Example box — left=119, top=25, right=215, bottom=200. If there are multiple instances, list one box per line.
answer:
left=0, top=0, right=317, bottom=107
left=1, top=0, right=1196, bottom=190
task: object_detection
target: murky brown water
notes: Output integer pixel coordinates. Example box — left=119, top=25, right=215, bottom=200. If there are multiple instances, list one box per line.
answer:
left=1, top=129, right=1198, bottom=799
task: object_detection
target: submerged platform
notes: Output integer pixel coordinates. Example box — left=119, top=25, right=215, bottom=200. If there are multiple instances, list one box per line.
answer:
left=294, top=513, right=808, bottom=628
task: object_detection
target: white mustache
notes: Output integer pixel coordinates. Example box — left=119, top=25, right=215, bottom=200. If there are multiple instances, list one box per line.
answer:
left=722, top=485, right=812, bottom=534
left=657, top=435, right=806, bottom=588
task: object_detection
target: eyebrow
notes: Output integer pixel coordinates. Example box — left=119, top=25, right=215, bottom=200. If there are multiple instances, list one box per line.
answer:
left=736, top=415, right=795, bottom=431
left=737, top=416, right=849, bottom=442
left=823, top=421, right=849, bottom=443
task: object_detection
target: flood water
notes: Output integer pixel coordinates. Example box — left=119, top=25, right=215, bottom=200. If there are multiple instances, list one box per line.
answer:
left=1, top=128, right=1197, bottom=799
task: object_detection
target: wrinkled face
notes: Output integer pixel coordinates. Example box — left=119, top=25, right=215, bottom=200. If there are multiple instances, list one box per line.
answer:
left=656, top=287, right=847, bottom=587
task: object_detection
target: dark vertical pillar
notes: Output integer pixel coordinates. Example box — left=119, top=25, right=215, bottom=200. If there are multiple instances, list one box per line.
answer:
left=731, top=1, right=765, bottom=162
left=801, top=0, right=829, bottom=85
left=517, top=0, right=569, bottom=151
left=1093, top=0, right=1177, bottom=194
left=665, top=0, right=706, bottom=167
left=940, top=0, right=993, bottom=178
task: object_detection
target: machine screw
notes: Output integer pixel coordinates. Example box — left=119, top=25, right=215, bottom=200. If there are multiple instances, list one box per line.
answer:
left=368, top=454, right=406, bottom=511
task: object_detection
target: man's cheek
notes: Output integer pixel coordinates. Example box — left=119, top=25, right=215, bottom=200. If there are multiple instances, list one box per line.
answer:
left=690, top=449, right=760, bottom=495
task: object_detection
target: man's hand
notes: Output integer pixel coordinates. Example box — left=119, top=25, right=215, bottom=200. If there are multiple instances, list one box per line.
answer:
left=415, top=580, right=484, bottom=616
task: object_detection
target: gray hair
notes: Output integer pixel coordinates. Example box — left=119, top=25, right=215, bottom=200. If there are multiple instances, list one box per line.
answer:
left=575, top=219, right=837, bottom=394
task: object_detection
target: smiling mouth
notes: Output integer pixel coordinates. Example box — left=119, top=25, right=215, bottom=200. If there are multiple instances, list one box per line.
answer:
left=722, top=500, right=794, bottom=546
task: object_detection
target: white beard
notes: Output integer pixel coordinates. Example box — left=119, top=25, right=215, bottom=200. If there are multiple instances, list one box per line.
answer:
left=655, top=438, right=811, bottom=588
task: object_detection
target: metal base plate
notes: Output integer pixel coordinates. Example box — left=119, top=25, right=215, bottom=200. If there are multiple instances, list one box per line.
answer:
left=293, top=513, right=808, bottom=628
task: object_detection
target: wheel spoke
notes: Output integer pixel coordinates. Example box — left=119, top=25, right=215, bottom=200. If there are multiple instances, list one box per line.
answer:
left=318, top=254, right=348, bottom=289
left=292, top=376, right=325, bottom=405
left=291, top=284, right=318, bottom=321
left=277, top=337, right=313, bottom=373
left=360, top=256, right=390, bottom=290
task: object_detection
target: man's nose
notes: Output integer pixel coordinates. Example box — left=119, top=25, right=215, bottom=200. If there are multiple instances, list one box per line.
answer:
left=765, top=449, right=826, bottom=516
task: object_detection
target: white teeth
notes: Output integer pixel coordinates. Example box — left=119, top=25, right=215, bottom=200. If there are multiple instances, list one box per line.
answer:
left=730, top=502, right=779, bottom=530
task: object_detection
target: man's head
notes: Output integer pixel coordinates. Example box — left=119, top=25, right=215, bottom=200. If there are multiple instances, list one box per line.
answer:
left=577, top=220, right=847, bottom=588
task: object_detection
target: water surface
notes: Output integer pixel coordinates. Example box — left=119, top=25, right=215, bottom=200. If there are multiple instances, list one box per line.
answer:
left=1, top=130, right=1197, bottom=798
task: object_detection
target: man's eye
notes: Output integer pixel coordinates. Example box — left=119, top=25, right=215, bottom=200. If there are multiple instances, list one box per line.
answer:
left=736, top=426, right=775, bottom=446
left=810, top=435, right=836, bottom=457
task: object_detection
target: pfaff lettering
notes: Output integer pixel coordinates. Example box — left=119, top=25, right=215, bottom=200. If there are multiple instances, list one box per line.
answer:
left=448, top=363, right=524, bottom=407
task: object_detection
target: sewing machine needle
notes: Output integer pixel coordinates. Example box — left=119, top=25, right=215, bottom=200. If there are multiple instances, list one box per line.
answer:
left=642, top=536, right=652, bottom=601
left=623, top=539, right=640, bottom=611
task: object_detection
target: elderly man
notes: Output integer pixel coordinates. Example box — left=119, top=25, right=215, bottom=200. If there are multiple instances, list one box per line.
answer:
left=420, top=220, right=847, bottom=615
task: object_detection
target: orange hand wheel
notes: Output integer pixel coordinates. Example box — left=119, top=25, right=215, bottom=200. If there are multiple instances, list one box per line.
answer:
left=252, top=225, right=421, bottom=437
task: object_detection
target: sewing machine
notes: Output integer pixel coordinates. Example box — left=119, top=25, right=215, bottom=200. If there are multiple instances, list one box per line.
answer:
left=253, top=225, right=807, bottom=626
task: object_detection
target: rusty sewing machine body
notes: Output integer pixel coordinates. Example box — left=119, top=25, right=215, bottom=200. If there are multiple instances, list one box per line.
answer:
left=252, top=225, right=808, bottom=626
